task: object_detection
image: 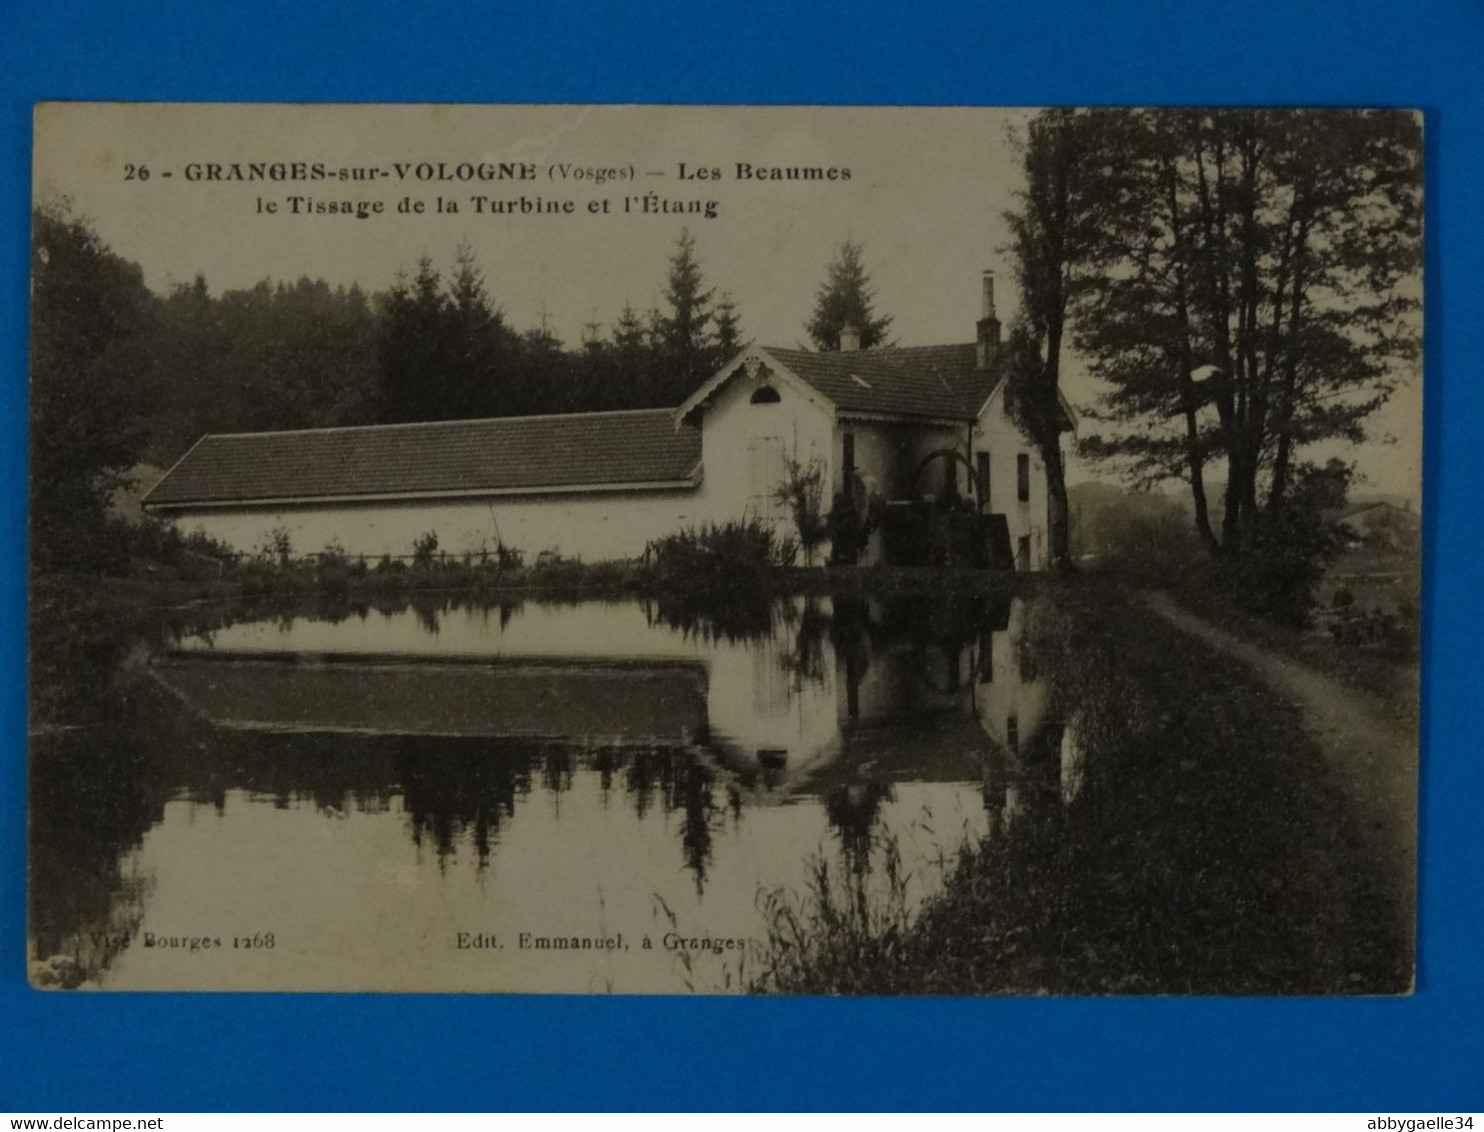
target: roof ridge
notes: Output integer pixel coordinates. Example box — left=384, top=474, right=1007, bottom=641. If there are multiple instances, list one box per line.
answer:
left=200, top=405, right=684, bottom=442
left=762, top=341, right=975, bottom=355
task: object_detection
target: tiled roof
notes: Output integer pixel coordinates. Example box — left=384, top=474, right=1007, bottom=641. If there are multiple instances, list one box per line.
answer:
left=763, top=343, right=1002, bottom=421
left=143, top=408, right=702, bottom=508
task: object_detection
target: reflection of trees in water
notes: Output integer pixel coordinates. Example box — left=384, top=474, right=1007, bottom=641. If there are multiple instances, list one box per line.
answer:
left=624, top=746, right=726, bottom=894
left=28, top=689, right=172, bottom=987
left=176, top=731, right=400, bottom=817
left=410, top=594, right=446, bottom=636
left=28, top=581, right=245, bottom=986
left=644, top=592, right=785, bottom=644
left=823, top=783, right=895, bottom=877
left=541, top=747, right=575, bottom=798
left=782, top=599, right=830, bottom=690
left=395, top=738, right=537, bottom=871
left=182, top=591, right=529, bottom=649
left=675, top=759, right=721, bottom=896
left=591, top=746, right=622, bottom=798
left=387, top=739, right=728, bottom=892
left=624, top=746, right=668, bottom=819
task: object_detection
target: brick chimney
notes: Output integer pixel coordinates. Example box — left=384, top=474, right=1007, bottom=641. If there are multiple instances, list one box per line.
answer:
left=839, top=321, right=861, bottom=352
left=976, top=270, right=1001, bottom=369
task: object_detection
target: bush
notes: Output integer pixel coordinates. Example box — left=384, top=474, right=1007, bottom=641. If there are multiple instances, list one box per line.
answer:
left=130, top=516, right=186, bottom=565
left=1217, top=465, right=1349, bottom=628
left=412, top=530, right=441, bottom=570
left=774, top=457, right=829, bottom=566
left=645, top=520, right=798, bottom=602
left=257, top=527, right=293, bottom=566
left=1093, top=507, right=1204, bottom=585
left=33, top=513, right=240, bottom=579
left=313, top=540, right=365, bottom=597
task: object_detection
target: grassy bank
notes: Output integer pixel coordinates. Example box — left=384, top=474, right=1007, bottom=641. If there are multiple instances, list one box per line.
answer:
left=750, top=578, right=1411, bottom=996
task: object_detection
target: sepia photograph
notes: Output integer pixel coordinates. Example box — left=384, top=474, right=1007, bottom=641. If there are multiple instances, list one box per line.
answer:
left=27, top=102, right=1423, bottom=995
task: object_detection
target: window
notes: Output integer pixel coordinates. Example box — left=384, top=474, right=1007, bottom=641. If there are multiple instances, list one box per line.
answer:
left=842, top=431, right=856, bottom=478
left=1017, top=453, right=1031, bottom=502
left=1007, top=714, right=1020, bottom=754
left=747, top=437, right=785, bottom=518
left=978, top=630, right=993, bottom=684
left=750, top=385, right=781, bottom=405
left=976, top=451, right=990, bottom=510
left=1017, top=535, right=1031, bottom=569
left=1019, top=637, right=1038, bottom=683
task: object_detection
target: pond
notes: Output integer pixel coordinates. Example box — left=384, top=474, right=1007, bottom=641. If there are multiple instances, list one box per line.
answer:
left=29, top=589, right=1081, bottom=993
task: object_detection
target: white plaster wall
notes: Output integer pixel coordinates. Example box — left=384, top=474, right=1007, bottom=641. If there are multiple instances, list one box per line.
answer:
left=975, top=389, right=1049, bottom=570
left=691, top=367, right=837, bottom=558
left=166, top=487, right=706, bottom=563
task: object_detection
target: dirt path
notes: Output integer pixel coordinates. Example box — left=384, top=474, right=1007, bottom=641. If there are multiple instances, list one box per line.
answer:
left=1141, top=591, right=1418, bottom=939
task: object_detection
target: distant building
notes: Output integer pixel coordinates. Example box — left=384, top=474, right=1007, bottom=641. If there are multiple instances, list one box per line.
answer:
left=143, top=273, right=1076, bottom=569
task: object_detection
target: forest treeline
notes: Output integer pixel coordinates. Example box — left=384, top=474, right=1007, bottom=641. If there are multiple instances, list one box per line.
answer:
left=132, top=228, right=753, bottom=465
left=29, top=199, right=890, bottom=571
left=55, top=222, right=894, bottom=467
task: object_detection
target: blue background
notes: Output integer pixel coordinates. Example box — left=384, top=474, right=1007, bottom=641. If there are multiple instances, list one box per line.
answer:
left=2, top=0, right=1480, bottom=1112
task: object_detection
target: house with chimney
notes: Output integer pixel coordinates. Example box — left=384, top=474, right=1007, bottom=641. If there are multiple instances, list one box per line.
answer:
left=142, top=272, right=1076, bottom=569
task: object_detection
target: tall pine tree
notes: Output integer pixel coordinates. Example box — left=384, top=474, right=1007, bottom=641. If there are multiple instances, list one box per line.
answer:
left=713, top=291, right=743, bottom=358
left=806, top=239, right=893, bottom=351
left=653, top=228, right=716, bottom=402
left=446, top=243, right=517, bottom=418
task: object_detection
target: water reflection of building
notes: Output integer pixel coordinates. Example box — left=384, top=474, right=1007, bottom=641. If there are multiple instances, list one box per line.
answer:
left=154, top=596, right=1095, bottom=886
left=37, top=593, right=1099, bottom=989
left=967, top=598, right=1090, bottom=833
left=829, top=593, right=1082, bottom=836
left=156, top=594, right=1079, bottom=817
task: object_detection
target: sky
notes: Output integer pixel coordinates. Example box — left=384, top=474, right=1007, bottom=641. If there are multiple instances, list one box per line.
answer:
left=32, top=103, right=1422, bottom=501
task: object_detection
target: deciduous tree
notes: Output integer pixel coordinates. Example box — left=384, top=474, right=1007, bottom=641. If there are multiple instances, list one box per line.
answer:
left=30, top=201, right=157, bottom=569
left=1073, top=108, right=1421, bottom=560
left=1002, top=108, right=1103, bottom=572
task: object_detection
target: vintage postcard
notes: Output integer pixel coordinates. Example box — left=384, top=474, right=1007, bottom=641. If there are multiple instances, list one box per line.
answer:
left=28, top=103, right=1422, bottom=994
